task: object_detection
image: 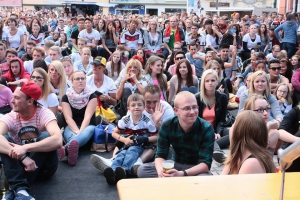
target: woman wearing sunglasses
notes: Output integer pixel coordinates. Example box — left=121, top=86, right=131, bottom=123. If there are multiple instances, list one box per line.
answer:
left=30, top=68, right=59, bottom=115
left=58, top=70, right=97, bottom=166
left=168, top=51, right=196, bottom=76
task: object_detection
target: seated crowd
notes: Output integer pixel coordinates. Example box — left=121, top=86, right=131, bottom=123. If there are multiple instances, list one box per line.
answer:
left=1, top=9, right=300, bottom=199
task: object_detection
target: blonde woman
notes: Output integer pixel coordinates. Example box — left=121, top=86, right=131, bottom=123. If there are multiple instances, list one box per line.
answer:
left=106, top=51, right=125, bottom=81
left=238, top=70, right=283, bottom=123
left=31, top=68, right=59, bottom=114
left=48, top=60, right=69, bottom=112
left=73, top=47, right=93, bottom=75
left=115, top=58, right=150, bottom=117
left=143, top=19, right=163, bottom=57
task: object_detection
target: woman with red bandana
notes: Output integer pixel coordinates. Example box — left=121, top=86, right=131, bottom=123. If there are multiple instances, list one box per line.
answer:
left=2, top=57, right=30, bottom=92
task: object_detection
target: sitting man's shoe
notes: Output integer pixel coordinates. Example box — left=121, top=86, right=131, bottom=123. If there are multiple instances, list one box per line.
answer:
left=213, top=151, right=226, bottom=164
left=90, top=154, right=112, bottom=173
left=2, top=190, right=15, bottom=200
left=103, top=167, right=115, bottom=185
left=14, top=191, right=35, bottom=200
left=131, top=158, right=143, bottom=175
left=115, top=167, right=126, bottom=183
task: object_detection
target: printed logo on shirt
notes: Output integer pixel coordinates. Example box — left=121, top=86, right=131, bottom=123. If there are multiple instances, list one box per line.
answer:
left=124, top=34, right=140, bottom=42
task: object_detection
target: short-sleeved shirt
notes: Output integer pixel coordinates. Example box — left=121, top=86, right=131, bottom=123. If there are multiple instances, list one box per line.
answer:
left=0, top=106, right=56, bottom=145
left=71, top=29, right=80, bottom=45
left=78, top=29, right=100, bottom=44
left=243, top=34, right=261, bottom=50
left=155, top=116, right=215, bottom=168
left=71, top=52, right=93, bottom=63
left=4, top=28, right=24, bottom=49
left=62, top=93, right=97, bottom=126
left=73, top=61, right=93, bottom=75
left=120, top=30, right=143, bottom=50
left=118, top=113, right=156, bottom=135
left=102, top=32, right=119, bottom=49
left=224, top=57, right=238, bottom=78
left=186, top=33, right=206, bottom=50
left=37, top=93, right=59, bottom=108
left=28, top=33, right=44, bottom=46
left=86, top=74, right=117, bottom=94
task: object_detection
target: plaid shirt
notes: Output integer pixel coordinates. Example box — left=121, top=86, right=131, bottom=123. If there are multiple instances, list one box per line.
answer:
left=155, top=116, right=215, bottom=169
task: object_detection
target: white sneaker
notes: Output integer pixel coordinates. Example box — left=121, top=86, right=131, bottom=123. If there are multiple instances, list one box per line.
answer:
left=131, top=158, right=143, bottom=175
left=90, top=154, right=112, bottom=173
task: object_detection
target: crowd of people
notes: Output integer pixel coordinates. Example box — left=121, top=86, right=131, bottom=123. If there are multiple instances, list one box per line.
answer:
left=0, top=8, right=300, bottom=199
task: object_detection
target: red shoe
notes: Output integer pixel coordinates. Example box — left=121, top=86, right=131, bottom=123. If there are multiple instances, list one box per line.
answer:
left=67, top=140, right=79, bottom=166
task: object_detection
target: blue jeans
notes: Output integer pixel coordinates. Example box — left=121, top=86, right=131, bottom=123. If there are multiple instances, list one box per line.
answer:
left=111, top=146, right=144, bottom=174
left=282, top=42, right=296, bottom=58
left=18, top=49, right=26, bottom=58
left=63, top=125, right=95, bottom=147
left=181, top=86, right=198, bottom=94
left=0, top=132, right=58, bottom=191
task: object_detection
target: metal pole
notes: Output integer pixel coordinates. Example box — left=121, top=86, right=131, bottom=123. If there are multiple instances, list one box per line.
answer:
left=216, top=0, right=218, bottom=10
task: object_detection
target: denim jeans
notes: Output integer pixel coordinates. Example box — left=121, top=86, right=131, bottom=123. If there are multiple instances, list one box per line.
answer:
left=17, top=49, right=26, bottom=58
left=63, top=125, right=95, bottom=147
left=282, top=42, right=296, bottom=58
left=111, top=146, right=144, bottom=174
left=0, top=132, right=58, bottom=192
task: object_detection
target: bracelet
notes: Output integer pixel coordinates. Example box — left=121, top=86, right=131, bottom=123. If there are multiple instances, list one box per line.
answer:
left=183, top=170, right=188, bottom=176
left=21, top=155, right=27, bottom=161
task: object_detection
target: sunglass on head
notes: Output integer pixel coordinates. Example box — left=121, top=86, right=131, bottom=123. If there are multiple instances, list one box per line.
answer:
left=175, top=57, right=185, bottom=60
left=269, top=67, right=281, bottom=71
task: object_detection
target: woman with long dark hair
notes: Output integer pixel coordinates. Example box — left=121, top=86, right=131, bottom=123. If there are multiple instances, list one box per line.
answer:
left=275, top=14, right=298, bottom=58
left=101, top=21, right=119, bottom=60
left=258, top=24, right=270, bottom=55
left=168, top=59, right=198, bottom=104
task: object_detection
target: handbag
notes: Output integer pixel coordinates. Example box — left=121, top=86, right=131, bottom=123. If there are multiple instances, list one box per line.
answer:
left=90, top=123, right=116, bottom=152
left=223, top=111, right=235, bottom=127
left=95, top=96, right=117, bottom=122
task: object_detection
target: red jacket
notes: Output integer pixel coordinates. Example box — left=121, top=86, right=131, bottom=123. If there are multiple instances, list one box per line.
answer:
left=2, top=58, right=30, bottom=92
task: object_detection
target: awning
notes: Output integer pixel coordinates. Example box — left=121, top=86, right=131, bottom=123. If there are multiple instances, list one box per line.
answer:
left=206, top=7, right=254, bottom=12
left=96, top=3, right=118, bottom=7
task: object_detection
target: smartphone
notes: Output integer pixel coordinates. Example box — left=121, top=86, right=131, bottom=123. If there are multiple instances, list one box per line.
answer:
left=229, top=27, right=236, bottom=35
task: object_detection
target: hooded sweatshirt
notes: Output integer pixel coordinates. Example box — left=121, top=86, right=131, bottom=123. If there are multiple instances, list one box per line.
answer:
left=274, top=21, right=298, bottom=44
left=3, top=57, right=30, bottom=92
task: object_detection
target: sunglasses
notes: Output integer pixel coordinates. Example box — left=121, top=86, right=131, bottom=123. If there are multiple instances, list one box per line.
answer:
left=175, top=57, right=185, bottom=60
left=30, top=75, right=44, bottom=81
left=269, top=67, right=281, bottom=71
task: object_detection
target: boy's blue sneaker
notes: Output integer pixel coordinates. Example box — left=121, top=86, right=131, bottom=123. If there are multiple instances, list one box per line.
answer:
left=14, top=192, right=35, bottom=200
left=2, top=190, right=14, bottom=200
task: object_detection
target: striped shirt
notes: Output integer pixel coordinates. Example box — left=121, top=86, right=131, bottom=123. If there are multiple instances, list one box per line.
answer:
left=0, top=106, right=56, bottom=145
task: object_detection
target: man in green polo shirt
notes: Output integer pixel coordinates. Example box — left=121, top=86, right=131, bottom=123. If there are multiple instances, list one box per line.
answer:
left=137, top=91, right=215, bottom=178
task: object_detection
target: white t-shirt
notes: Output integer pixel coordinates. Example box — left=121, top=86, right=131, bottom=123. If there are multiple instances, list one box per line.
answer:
left=28, top=33, right=44, bottom=46
left=205, top=34, right=219, bottom=49
left=243, top=34, right=261, bottom=50
left=106, top=61, right=125, bottom=81
left=78, top=29, right=100, bottom=44
left=38, top=93, right=59, bottom=108
left=120, top=30, right=143, bottom=50
left=4, top=28, right=24, bottom=48
left=86, top=74, right=117, bottom=94
left=71, top=52, right=93, bottom=63
left=24, top=60, right=34, bottom=75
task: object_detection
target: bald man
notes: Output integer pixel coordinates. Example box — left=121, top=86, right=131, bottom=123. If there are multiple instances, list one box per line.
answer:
left=137, top=91, right=215, bottom=178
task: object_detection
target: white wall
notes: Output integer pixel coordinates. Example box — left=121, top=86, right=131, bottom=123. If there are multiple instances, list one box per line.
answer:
left=145, top=4, right=186, bottom=15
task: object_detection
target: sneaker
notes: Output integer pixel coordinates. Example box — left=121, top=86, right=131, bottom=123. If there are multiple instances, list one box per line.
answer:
left=131, top=158, right=143, bottom=175
left=57, top=146, right=66, bottom=160
left=67, top=140, right=79, bottom=166
left=115, top=167, right=126, bottom=183
left=14, top=192, right=35, bottom=200
left=2, top=190, right=14, bottom=200
left=213, top=151, right=226, bottom=164
left=103, top=167, right=115, bottom=185
left=90, top=154, right=112, bottom=172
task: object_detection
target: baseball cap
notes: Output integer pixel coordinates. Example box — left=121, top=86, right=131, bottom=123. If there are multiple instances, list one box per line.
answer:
left=91, top=57, right=106, bottom=66
left=20, top=82, right=42, bottom=101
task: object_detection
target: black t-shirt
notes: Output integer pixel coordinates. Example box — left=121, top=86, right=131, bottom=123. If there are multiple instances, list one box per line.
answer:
left=71, top=29, right=80, bottom=45
left=62, top=93, right=96, bottom=126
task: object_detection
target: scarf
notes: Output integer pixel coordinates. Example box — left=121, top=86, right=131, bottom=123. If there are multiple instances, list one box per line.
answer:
left=163, top=26, right=181, bottom=43
left=66, top=85, right=94, bottom=110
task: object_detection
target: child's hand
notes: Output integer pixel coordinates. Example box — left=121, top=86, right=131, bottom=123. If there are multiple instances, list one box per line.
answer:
left=123, top=137, right=134, bottom=146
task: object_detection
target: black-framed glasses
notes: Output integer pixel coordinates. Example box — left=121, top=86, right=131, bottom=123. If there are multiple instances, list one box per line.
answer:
left=176, top=105, right=198, bottom=112
left=277, top=90, right=287, bottom=94
left=73, top=77, right=86, bottom=81
left=269, top=67, right=281, bottom=71
left=175, top=56, right=185, bottom=60
left=253, top=107, right=271, bottom=113
left=21, top=138, right=38, bottom=145
left=30, top=76, right=44, bottom=81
